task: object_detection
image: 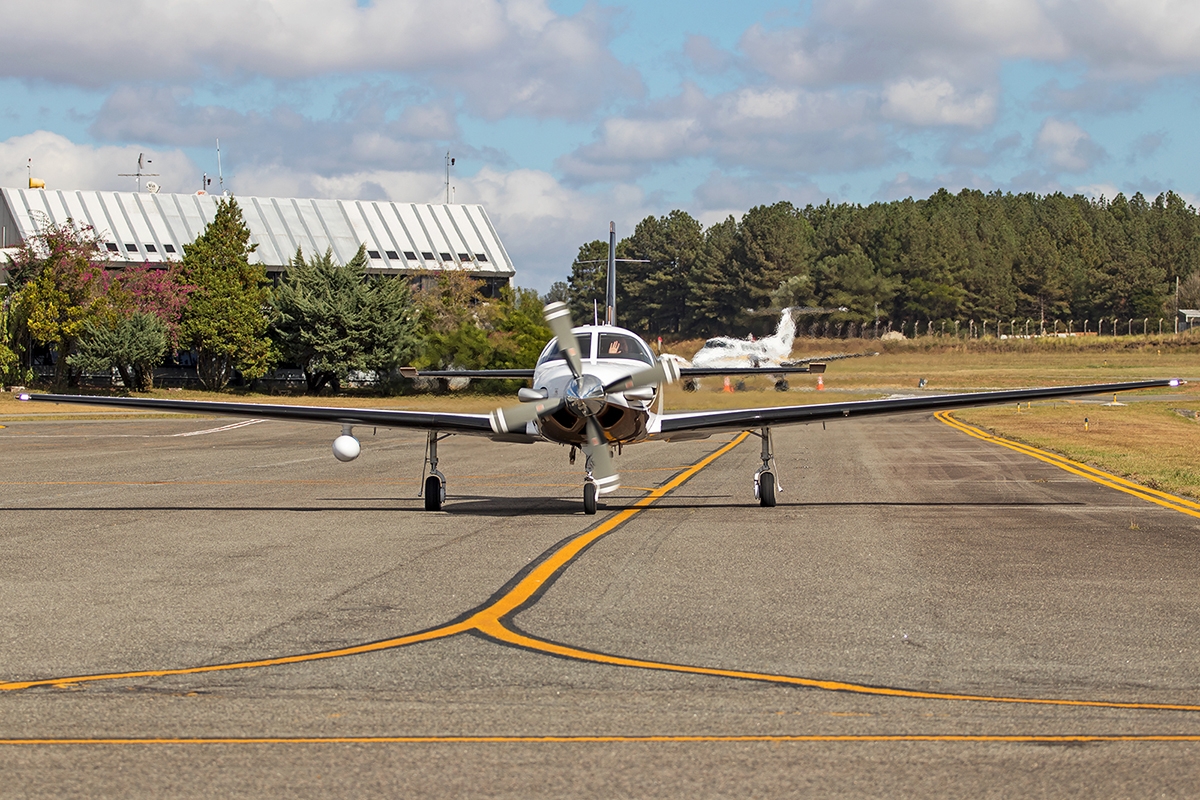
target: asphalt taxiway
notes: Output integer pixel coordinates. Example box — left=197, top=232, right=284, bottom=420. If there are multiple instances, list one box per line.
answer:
left=1, top=410, right=1198, bottom=797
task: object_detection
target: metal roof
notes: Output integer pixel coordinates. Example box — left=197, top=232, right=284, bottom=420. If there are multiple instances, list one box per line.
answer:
left=0, top=188, right=515, bottom=278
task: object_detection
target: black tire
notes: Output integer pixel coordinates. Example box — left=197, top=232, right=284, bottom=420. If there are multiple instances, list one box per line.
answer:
left=759, top=472, right=776, bottom=507
left=424, top=475, right=443, bottom=511
left=583, top=482, right=598, bottom=515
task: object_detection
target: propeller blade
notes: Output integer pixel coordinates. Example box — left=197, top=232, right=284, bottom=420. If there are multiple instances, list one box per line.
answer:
left=582, top=417, right=619, bottom=495
left=543, top=302, right=584, bottom=377
left=602, top=356, right=681, bottom=394
left=489, top=397, right=564, bottom=434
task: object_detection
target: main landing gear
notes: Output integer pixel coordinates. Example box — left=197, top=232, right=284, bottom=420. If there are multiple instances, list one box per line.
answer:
left=753, top=426, right=779, bottom=507
left=422, top=431, right=448, bottom=511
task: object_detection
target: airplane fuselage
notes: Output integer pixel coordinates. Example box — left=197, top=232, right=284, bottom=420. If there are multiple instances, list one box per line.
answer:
left=528, top=324, right=661, bottom=446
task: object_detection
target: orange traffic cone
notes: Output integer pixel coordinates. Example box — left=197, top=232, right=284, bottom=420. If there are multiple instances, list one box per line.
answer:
left=816, top=375, right=825, bottom=391
left=723, top=376, right=734, bottom=393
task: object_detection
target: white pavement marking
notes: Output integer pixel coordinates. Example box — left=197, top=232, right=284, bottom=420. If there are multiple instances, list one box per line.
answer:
left=173, top=419, right=266, bottom=437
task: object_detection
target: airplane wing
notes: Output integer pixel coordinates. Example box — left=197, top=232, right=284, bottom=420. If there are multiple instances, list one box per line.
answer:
left=657, top=379, right=1180, bottom=437
left=21, top=393, right=496, bottom=435
left=679, top=365, right=824, bottom=377
left=398, top=368, right=536, bottom=379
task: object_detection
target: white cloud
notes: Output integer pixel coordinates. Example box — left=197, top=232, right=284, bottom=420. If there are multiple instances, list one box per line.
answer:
left=1035, top=118, right=1106, bottom=172
left=1075, top=182, right=1122, bottom=201
left=881, top=79, right=996, bottom=128
left=742, top=0, right=1200, bottom=85
left=0, top=0, right=641, bottom=120
left=0, top=131, right=197, bottom=195
left=733, top=88, right=801, bottom=120
left=559, top=84, right=897, bottom=182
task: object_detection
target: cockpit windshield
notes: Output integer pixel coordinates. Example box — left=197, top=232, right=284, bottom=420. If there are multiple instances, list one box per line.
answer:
left=537, top=331, right=654, bottom=367
left=597, top=332, right=653, bottom=365
left=536, top=333, right=585, bottom=367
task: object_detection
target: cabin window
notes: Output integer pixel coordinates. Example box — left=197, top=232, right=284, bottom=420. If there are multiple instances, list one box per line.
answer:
left=597, top=333, right=653, bottom=364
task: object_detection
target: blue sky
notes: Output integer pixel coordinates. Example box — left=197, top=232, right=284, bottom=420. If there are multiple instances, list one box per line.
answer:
left=4, top=0, right=1200, bottom=290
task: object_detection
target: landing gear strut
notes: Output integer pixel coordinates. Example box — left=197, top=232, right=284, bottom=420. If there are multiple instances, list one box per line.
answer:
left=583, top=452, right=598, bottom=515
left=753, top=426, right=779, bottom=507
left=421, top=431, right=448, bottom=511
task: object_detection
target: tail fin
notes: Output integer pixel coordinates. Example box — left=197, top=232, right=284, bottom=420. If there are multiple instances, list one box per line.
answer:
left=773, top=308, right=796, bottom=354
left=606, top=221, right=617, bottom=326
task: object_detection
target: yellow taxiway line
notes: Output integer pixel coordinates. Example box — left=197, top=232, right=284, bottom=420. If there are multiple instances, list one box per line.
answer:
left=5, top=423, right=1200, bottom=716
left=935, top=411, right=1200, bottom=520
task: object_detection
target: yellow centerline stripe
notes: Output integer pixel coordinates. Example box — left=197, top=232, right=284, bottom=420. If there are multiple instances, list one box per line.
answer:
left=481, top=626, right=1200, bottom=711
left=0, top=625, right=471, bottom=691
left=2, top=734, right=1199, bottom=745
left=935, top=412, right=1200, bottom=519
left=0, top=434, right=750, bottom=692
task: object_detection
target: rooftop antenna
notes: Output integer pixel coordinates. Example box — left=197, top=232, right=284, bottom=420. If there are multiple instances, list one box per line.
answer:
left=118, top=153, right=158, bottom=192
left=200, top=172, right=212, bottom=194
left=445, top=151, right=455, bottom=203
left=216, top=138, right=225, bottom=195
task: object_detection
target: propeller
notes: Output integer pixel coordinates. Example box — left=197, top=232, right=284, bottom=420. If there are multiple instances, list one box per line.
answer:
left=488, top=302, right=680, bottom=496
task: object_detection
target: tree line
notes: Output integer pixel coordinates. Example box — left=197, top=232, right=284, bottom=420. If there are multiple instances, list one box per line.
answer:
left=0, top=198, right=549, bottom=393
left=560, top=189, right=1200, bottom=338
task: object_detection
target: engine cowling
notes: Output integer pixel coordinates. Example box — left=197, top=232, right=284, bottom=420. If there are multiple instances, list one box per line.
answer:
left=332, top=434, right=361, bottom=462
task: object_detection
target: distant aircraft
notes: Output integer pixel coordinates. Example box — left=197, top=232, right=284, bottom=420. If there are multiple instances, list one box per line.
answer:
left=21, top=229, right=1182, bottom=515
left=684, top=306, right=856, bottom=390
left=691, top=307, right=802, bottom=370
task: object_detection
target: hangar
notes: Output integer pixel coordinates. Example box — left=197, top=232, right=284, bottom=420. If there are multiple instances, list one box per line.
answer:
left=0, top=187, right=516, bottom=295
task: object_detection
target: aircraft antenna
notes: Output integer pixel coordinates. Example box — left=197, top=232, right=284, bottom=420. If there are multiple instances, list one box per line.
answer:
left=606, top=221, right=617, bottom=325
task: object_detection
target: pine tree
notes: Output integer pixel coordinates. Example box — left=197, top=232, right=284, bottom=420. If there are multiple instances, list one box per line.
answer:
left=178, top=198, right=272, bottom=390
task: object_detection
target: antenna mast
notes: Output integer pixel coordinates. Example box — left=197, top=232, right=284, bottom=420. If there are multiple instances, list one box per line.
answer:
left=118, top=153, right=159, bottom=192
left=445, top=151, right=455, bottom=203
left=216, top=139, right=225, bottom=195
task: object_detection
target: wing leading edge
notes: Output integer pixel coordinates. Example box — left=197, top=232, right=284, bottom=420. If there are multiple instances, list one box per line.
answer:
left=23, top=394, right=495, bottom=435
left=658, top=379, right=1181, bottom=437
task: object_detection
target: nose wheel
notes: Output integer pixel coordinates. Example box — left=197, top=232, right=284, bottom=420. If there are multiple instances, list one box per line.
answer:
left=583, top=481, right=598, bottom=515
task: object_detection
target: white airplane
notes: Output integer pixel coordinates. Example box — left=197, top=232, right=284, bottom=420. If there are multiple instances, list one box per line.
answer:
left=690, top=307, right=802, bottom=370
left=19, top=236, right=1183, bottom=515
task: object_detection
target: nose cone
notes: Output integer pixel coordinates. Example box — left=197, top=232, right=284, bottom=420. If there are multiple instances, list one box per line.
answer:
left=565, top=374, right=606, bottom=416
